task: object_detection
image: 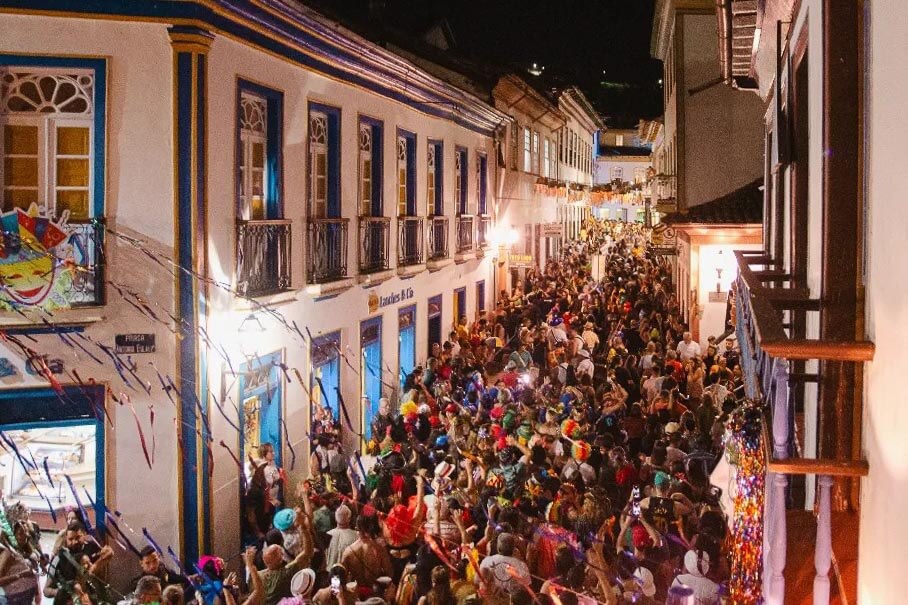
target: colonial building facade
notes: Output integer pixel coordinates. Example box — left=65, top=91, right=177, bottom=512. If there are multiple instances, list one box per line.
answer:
left=0, top=0, right=508, bottom=582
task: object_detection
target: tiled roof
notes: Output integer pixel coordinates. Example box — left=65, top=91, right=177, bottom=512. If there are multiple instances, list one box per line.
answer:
left=662, top=178, right=763, bottom=225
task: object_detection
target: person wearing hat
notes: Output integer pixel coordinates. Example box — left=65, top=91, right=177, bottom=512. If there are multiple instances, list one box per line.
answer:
left=325, top=504, right=357, bottom=569
left=580, top=320, right=600, bottom=353
left=287, top=567, right=316, bottom=604
left=639, top=471, right=693, bottom=537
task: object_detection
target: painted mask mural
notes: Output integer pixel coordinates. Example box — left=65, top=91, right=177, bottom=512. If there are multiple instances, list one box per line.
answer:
left=0, top=205, right=78, bottom=311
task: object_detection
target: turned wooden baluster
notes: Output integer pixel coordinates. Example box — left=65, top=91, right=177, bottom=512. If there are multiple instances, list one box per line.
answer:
left=814, top=475, right=834, bottom=604
left=764, top=359, right=790, bottom=604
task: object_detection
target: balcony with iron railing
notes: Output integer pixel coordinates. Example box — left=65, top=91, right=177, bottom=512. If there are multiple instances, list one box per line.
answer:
left=427, top=216, right=449, bottom=261
left=358, top=216, right=390, bottom=274
left=306, top=218, right=348, bottom=284
left=236, top=219, right=292, bottom=297
left=397, top=216, right=424, bottom=267
left=733, top=250, right=873, bottom=605
left=68, top=219, right=106, bottom=306
left=455, top=214, right=474, bottom=255
left=476, top=214, right=492, bottom=249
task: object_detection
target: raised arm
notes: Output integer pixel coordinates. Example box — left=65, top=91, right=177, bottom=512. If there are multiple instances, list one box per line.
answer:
left=241, top=546, right=263, bottom=605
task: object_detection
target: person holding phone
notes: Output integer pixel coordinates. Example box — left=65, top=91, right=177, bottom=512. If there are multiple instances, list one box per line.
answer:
left=312, top=565, right=356, bottom=605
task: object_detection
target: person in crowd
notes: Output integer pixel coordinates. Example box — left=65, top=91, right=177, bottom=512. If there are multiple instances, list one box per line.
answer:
left=27, top=219, right=745, bottom=605
left=129, top=546, right=188, bottom=593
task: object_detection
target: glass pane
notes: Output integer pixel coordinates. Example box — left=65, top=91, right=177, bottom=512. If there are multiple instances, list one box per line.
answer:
left=251, top=196, right=264, bottom=220
left=316, top=154, right=327, bottom=177
left=316, top=176, right=326, bottom=202
left=4, top=125, right=39, bottom=154
left=0, top=425, right=97, bottom=515
left=56, top=189, right=89, bottom=219
left=56, top=158, right=89, bottom=187
left=4, top=188, right=39, bottom=210
left=4, top=157, right=38, bottom=187
left=252, top=142, right=265, bottom=169
left=57, top=126, right=90, bottom=155
left=252, top=170, right=264, bottom=196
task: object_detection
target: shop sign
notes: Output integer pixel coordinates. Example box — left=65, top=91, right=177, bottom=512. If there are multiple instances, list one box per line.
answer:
left=540, top=222, right=564, bottom=238
left=115, top=333, right=156, bottom=354
left=368, top=286, right=415, bottom=313
left=651, top=223, right=678, bottom=256
left=508, top=253, right=534, bottom=268
left=708, top=291, right=728, bottom=303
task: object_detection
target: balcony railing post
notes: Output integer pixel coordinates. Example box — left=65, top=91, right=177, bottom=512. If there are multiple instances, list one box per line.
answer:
left=764, top=358, right=790, bottom=605
left=814, top=474, right=834, bottom=605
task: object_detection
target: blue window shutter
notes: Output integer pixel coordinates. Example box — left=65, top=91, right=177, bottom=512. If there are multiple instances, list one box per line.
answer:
left=266, top=96, right=283, bottom=219
left=327, top=111, right=341, bottom=217
left=479, top=154, right=487, bottom=214
left=460, top=149, right=468, bottom=214
left=371, top=124, right=383, bottom=216
left=434, top=143, right=444, bottom=216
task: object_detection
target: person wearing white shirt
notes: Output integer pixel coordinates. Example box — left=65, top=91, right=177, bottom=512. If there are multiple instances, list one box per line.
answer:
left=576, top=349, right=595, bottom=379
left=676, top=331, right=701, bottom=361
left=671, top=550, right=719, bottom=604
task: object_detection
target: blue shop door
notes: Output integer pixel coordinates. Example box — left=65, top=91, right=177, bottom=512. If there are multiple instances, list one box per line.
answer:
left=312, top=358, right=340, bottom=421
left=240, top=352, right=283, bottom=475
left=361, top=318, right=383, bottom=441
left=399, top=306, right=416, bottom=391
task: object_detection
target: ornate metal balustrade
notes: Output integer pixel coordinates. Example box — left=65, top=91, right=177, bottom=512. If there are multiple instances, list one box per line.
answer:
left=428, top=216, right=448, bottom=260
left=358, top=216, right=390, bottom=274
left=306, top=218, right=348, bottom=283
left=64, top=219, right=106, bottom=306
left=235, top=219, right=291, bottom=297
left=477, top=214, right=492, bottom=248
left=397, top=216, right=424, bottom=266
left=456, top=214, right=474, bottom=253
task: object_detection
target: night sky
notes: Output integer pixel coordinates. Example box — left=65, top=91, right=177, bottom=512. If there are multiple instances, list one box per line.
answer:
left=316, top=0, right=664, bottom=127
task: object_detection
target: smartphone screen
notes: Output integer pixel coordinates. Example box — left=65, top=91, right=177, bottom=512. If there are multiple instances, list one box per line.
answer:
left=330, top=576, right=340, bottom=594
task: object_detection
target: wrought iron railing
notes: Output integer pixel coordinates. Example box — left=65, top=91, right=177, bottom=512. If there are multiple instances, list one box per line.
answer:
left=428, top=216, right=449, bottom=260
left=477, top=214, right=492, bottom=248
left=456, top=214, right=474, bottom=253
left=733, top=250, right=873, bottom=605
left=235, top=219, right=292, bottom=297
left=358, top=216, right=390, bottom=274
left=307, top=218, right=349, bottom=283
left=398, top=216, right=424, bottom=266
left=68, top=219, right=106, bottom=306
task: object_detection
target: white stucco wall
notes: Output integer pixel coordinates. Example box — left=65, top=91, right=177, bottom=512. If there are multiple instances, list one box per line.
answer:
left=0, top=14, right=181, bottom=583
left=861, top=0, right=908, bottom=601
left=681, top=13, right=764, bottom=209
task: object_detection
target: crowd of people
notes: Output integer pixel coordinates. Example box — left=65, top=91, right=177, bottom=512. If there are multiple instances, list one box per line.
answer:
left=0, top=219, right=747, bottom=605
